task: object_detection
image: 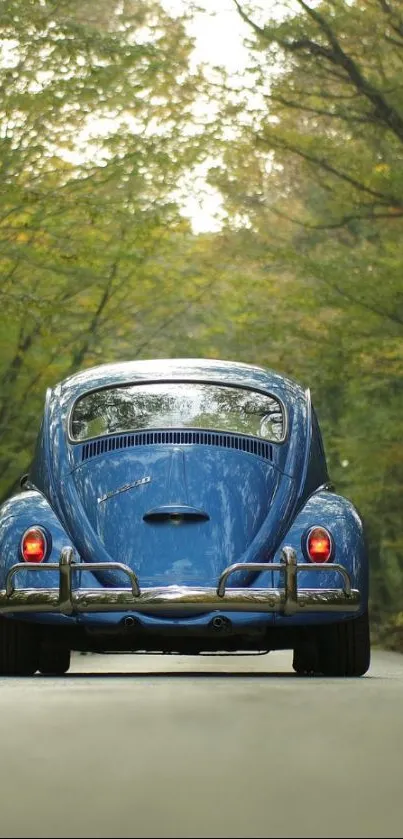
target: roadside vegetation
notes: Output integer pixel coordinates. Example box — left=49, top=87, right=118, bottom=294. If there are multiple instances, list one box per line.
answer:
left=1, top=0, right=402, bottom=648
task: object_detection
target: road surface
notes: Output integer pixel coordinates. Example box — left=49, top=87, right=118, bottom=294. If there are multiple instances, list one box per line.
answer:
left=0, top=649, right=402, bottom=838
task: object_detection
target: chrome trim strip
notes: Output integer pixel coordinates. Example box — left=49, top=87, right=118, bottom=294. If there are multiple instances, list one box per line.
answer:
left=98, top=477, right=151, bottom=504
left=0, top=547, right=360, bottom=617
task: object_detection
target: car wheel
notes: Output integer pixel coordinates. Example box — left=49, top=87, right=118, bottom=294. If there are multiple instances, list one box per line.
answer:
left=316, top=610, right=370, bottom=677
left=38, top=643, right=71, bottom=676
left=0, top=617, right=40, bottom=676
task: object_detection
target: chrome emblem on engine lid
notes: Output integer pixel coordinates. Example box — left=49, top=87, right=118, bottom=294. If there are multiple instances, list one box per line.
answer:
left=98, top=476, right=151, bottom=504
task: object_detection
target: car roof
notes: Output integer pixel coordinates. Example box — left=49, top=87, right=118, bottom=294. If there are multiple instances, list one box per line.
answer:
left=56, top=358, right=307, bottom=405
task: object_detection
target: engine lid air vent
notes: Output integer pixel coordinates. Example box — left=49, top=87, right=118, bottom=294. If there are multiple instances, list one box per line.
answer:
left=81, top=430, right=273, bottom=462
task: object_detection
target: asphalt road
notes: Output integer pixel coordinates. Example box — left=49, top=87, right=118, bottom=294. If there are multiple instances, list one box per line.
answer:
left=0, top=650, right=402, bottom=839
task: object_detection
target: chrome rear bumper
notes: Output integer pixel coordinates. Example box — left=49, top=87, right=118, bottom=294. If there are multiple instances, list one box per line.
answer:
left=0, top=547, right=361, bottom=617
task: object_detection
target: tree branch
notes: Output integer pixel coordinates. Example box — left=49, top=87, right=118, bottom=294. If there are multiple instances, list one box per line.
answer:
left=234, top=0, right=403, bottom=144
left=255, top=132, right=403, bottom=207
left=293, top=0, right=403, bottom=142
left=232, top=0, right=267, bottom=38
left=315, top=270, right=403, bottom=329
left=267, top=203, right=403, bottom=230
left=266, top=93, right=380, bottom=125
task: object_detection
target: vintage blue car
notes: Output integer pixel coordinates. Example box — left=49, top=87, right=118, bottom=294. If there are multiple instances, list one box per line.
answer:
left=0, top=358, right=370, bottom=676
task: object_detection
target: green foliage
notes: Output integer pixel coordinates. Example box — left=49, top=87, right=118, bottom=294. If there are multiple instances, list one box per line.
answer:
left=2, top=0, right=403, bottom=644
left=212, top=0, right=403, bottom=637
left=0, top=0, right=214, bottom=497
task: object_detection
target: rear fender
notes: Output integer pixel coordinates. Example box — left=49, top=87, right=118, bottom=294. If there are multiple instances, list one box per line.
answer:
left=264, top=489, right=368, bottom=623
left=0, top=491, right=78, bottom=589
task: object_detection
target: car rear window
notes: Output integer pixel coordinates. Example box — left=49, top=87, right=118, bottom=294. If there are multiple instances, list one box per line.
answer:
left=70, top=382, right=285, bottom=443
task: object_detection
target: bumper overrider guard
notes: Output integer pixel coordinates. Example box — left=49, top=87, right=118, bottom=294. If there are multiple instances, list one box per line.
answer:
left=0, top=547, right=360, bottom=617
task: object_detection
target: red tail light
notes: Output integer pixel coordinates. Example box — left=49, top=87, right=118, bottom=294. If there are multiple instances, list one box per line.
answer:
left=21, top=527, right=47, bottom=563
left=306, top=527, right=332, bottom=563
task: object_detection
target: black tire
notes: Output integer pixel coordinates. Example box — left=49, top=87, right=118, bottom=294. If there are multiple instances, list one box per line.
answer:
left=292, top=649, right=314, bottom=675
left=292, top=637, right=319, bottom=675
left=38, top=643, right=71, bottom=676
left=0, top=617, right=40, bottom=676
left=316, top=610, right=370, bottom=677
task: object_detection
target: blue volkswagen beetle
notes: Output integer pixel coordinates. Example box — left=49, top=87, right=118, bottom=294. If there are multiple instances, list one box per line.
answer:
left=0, top=358, right=370, bottom=676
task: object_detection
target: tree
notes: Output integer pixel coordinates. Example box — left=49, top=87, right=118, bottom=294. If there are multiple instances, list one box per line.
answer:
left=0, top=0, right=217, bottom=500
left=199, top=0, right=403, bottom=638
